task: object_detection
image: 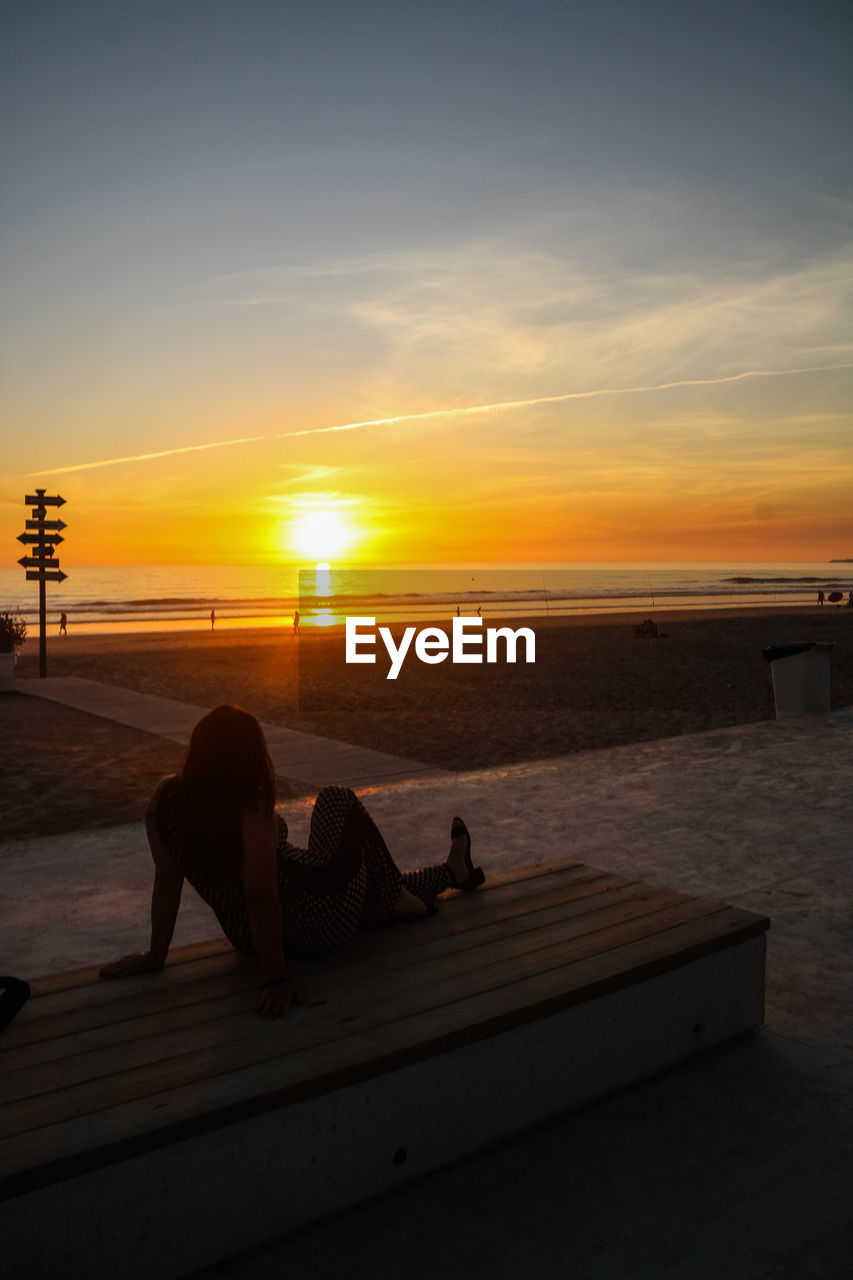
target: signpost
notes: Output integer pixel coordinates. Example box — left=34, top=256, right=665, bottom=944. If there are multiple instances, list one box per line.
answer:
left=18, top=490, right=67, bottom=678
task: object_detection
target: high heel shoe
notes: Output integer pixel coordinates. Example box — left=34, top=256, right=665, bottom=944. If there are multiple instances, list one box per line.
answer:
left=447, top=816, right=485, bottom=890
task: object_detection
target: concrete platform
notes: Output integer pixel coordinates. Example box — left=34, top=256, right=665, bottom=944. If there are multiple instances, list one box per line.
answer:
left=15, top=676, right=440, bottom=787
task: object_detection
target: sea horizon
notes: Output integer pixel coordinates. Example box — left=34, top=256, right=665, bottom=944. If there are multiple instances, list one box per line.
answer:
left=2, top=560, right=852, bottom=636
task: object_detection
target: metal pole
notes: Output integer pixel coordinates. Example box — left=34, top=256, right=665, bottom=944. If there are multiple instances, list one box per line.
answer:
left=39, top=574, right=46, bottom=678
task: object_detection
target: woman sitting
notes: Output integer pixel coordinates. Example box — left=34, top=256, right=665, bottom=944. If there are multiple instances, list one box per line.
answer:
left=100, top=705, right=484, bottom=1018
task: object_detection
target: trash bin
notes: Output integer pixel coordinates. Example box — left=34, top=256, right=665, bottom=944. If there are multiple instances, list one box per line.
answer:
left=762, top=642, right=834, bottom=718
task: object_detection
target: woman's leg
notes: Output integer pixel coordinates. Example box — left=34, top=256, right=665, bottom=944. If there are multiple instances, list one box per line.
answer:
left=280, top=788, right=468, bottom=943
left=400, top=865, right=451, bottom=907
left=278, top=786, right=407, bottom=936
left=307, top=786, right=460, bottom=922
left=400, top=817, right=478, bottom=905
left=276, top=790, right=373, bottom=955
left=342, top=792, right=485, bottom=913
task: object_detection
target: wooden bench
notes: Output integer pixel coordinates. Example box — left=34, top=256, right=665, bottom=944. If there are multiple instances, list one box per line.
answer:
left=0, top=860, right=769, bottom=1279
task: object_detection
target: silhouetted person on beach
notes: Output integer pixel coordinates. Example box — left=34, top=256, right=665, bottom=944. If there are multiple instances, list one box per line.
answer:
left=59, top=612, right=67, bottom=635
left=293, top=610, right=299, bottom=635
left=100, top=706, right=485, bottom=1017
left=817, top=590, right=825, bottom=607
left=210, top=609, right=215, bottom=630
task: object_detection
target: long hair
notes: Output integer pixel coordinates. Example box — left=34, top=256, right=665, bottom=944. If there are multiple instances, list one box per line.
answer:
left=176, top=705, right=276, bottom=881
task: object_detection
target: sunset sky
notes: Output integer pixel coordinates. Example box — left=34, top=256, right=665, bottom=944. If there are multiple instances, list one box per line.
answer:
left=2, top=0, right=851, bottom=566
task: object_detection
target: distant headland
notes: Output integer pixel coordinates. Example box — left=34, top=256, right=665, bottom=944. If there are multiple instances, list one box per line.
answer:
left=829, top=558, right=853, bottom=563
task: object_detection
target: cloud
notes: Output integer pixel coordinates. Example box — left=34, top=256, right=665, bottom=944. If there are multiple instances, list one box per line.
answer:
left=185, top=223, right=853, bottom=418
left=345, top=241, right=853, bottom=393
left=30, top=362, right=853, bottom=476
left=274, top=464, right=340, bottom=485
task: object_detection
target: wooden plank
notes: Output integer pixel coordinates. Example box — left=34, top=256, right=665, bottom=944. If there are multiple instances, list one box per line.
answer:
left=0, top=892, right=730, bottom=1136
left=0, top=873, right=626, bottom=1075
left=22, top=861, right=588, bottom=1002
left=27, top=937, right=234, bottom=998
left=370, top=879, right=663, bottom=971
left=0, top=880, right=671, bottom=1089
left=0, top=905, right=766, bottom=1197
left=349, top=868, right=619, bottom=964
left=4, top=866, right=616, bottom=1044
left=2, top=953, right=256, bottom=1047
left=22, top=863, right=576, bottom=1012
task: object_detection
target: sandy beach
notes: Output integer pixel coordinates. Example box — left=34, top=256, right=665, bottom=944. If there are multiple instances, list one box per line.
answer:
left=3, top=605, right=850, bottom=840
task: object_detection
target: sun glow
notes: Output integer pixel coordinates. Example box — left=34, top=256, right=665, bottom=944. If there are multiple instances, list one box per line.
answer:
left=288, top=509, right=358, bottom=561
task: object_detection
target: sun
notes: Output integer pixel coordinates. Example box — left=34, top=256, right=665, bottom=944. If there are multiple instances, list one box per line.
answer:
left=289, top=509, right=356, bottom=561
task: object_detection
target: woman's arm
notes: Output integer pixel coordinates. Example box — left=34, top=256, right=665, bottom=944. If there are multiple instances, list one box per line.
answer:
left=145, top=786, right=184, bottom=965
left=100, top=776, right=184, bottom=979
left=241, top=806, right=301, bottom=1018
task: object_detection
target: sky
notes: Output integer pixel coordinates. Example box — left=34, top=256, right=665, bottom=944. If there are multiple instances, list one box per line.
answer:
left=1, top=0, right=851, bottom=567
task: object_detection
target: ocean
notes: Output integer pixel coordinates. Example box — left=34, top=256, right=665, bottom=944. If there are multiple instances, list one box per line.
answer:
left=1, top=562, right=852, bottom=636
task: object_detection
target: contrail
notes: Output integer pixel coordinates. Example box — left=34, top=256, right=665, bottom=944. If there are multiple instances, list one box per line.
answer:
left=29, top=362, right=853, bottom=476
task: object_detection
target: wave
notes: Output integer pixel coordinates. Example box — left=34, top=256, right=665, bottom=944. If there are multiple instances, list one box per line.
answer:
left=28, top=579, right=851, bottom=615
left=724, top=576, right=848, bottom=585
left=84, top=594, right=288, bottom=608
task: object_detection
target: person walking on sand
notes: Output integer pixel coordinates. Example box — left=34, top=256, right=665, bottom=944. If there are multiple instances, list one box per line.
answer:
left=817, top=590, right=825, bottom=607
left=59, top=612, right=67, bottom=636
left=210, top=608, right=215, bottom=630
left=100, top=706, right=485, bottom=1018
left=293, top=609, right=300, bottom=635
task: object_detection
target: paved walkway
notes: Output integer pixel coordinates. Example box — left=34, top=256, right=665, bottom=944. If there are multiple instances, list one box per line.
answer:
left=2, top=685, right=850, bottom=1278
left=17, top=675, right=441, bottom=788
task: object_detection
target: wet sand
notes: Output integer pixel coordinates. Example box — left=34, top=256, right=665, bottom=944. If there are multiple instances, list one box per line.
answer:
left=3, top=605, right=851, bottom=839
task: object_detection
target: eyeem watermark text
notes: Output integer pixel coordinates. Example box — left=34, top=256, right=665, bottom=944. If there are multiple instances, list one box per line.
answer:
left=346, top=616, right=536, bottom=680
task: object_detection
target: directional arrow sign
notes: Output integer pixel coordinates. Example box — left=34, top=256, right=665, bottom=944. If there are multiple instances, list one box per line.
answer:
left=17, top=532, right=63, bottom=546
left=19, top=542, right=56, bottom=558
left=19, top=556, right=59, bottom=569
left=26, top=570, right=67, bottom=583
left=25, top=493, right=66, bottom=507
left=26, top=518, right=67, bottom=532
left=21, top=491, right=68, bottom=678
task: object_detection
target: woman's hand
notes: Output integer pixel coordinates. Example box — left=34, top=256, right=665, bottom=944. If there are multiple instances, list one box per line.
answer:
left=99, top=951, right=163, bottom=980
left=256, top=977, right=303, bottom=1019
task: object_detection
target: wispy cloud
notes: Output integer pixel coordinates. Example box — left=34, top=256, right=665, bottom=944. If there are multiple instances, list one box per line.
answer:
left=183, top=226, right=853, bottom=423
left=274, top=464, right=340, bottom=485
left=30, top=362, right=853, bottom=476
left=346, top=241, right=853, bottom=394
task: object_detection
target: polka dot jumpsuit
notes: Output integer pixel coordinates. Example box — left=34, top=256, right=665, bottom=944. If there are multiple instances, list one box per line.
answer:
left=157, top=780, right=453, bottom=958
